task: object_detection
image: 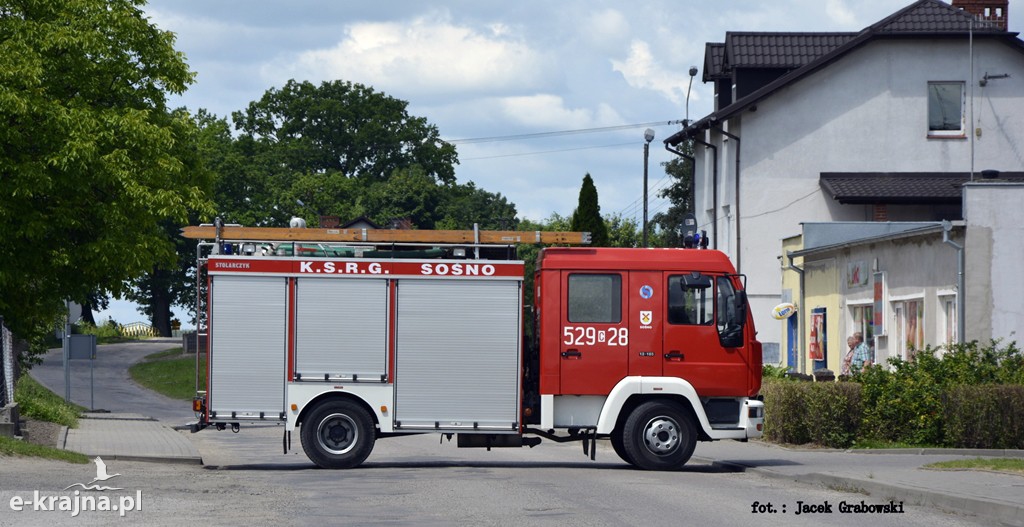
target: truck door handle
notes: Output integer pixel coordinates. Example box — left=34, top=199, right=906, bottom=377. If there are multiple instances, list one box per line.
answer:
left=665, top=351, right=684, bottom=361
left=561, top=349, right=582, bottom=359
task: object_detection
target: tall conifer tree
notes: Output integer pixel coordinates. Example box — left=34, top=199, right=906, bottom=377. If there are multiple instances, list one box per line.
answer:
left=570, top=173, right=609, bottom=246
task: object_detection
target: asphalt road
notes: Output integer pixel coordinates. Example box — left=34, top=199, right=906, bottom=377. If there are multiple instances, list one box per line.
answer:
left=30, top=338, right=196, bottom=425
left=8, top=340, right=1001, bottom=526
left=3, top=434, right=994, bottom=527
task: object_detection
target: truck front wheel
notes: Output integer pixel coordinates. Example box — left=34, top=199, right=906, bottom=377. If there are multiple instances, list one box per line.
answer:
left=300, top=399, right=375, bottom=469
left=610, top=428, right=633, bottom=465
left=621, top=401, right=696, bottom=470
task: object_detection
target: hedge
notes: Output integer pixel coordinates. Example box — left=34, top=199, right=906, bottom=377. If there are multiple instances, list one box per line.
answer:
left=944, top=385, right=1024, bottom=449
left=762, top=340, right=1024, bottom=449
left=762, top=381, right=860, bottom=448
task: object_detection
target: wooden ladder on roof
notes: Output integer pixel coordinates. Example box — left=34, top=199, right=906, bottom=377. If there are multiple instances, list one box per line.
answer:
left=181, top=225, right=591, bottom=245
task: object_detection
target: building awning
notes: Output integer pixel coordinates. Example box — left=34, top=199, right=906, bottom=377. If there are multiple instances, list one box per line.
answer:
left=820, top=172, right=1024, bottom=204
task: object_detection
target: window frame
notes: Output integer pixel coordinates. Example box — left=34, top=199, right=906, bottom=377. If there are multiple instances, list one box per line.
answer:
left=938, top=291, right=958, bottom=348
left=891, top=296, right=925, bottom=361
left=927, top=81, right=966, bottom=138
left=566, top=273, right=622, bottom=324
left=667, top=274, right=715, bottom=326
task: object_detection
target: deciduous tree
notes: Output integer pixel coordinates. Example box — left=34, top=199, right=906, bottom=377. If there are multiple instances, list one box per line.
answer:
left=0, top=0, right=213, bottom=348
left=652, top=142, right=695, bottom=247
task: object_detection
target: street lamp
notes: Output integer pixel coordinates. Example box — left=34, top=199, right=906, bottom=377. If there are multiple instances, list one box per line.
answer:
left=686, top=66, right=698, bottom=125
left=643, top=128, right=655, bottom=247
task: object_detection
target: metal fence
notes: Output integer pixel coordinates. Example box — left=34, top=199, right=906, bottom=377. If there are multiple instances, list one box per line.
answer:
left=120, top=321, right=157, bottom=338
left=1, top=318, right=14, bottom=408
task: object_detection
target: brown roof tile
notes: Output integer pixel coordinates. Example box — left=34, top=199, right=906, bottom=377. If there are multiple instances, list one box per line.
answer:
left=820, top=172, right=1024, bottom=204
left=725, top=32, right=858, bottom=68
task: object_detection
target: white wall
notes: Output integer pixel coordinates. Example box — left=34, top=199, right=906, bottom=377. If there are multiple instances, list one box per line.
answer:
left=963, top=182, right=1024, bottom=343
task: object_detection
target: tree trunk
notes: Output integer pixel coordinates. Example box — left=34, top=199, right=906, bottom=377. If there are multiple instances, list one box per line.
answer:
left=149, top=269, right=173, bottom=337
left=80, top=299, right=96, bottom=326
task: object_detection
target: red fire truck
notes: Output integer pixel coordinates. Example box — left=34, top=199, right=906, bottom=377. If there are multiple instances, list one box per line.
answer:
left=185, top=221, right=763, bottom=470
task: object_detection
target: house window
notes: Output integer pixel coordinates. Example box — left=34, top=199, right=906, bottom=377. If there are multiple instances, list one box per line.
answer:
left=892, top=298, right=925, bottom=360
left=927, top=82, right=965, bottom=136
left=567, top=274, right=621, bottom=323
left=939, top=294, right=957, bottom=347
left=850, top=303, right=874, bottom=343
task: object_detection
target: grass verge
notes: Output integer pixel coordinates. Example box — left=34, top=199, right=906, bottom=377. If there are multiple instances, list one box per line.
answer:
left=0, top=436, right=90, bottom=463
left=6, top=376, right=90, bottom=463
left=924, top=458, right=1024, bottom=475
left=129, top=347, right=203, bottom=400
left=15, top=376, right=85, bottom=428
left=851, top=439, right=941, bottom=449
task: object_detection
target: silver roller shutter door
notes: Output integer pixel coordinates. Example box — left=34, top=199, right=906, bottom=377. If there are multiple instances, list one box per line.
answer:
left=295, top=278, right=388, bottom=381
left=209, top=275, right=287, bottom=419
left=395, top=279, right=521, bottom=430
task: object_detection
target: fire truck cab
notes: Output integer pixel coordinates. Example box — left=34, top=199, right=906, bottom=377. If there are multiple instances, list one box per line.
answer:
left=186, top=224, right=763, bottom=471
left=532, top=247, right=763, bottom=469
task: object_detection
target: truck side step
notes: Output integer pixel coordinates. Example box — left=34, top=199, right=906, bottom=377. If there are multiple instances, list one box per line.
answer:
left=456, top=434, right=536, bottom=449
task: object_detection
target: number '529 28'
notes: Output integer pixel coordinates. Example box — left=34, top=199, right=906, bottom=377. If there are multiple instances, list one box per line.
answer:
left=563, top=326, right=629, bottom=346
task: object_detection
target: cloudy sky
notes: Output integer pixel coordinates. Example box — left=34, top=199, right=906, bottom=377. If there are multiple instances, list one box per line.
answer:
left=98, top=0, right=1022, bottom=326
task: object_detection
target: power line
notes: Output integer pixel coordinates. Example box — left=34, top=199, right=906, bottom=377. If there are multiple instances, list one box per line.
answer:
left=615, top=173, right=673, bottom=218
left=446, top=120, right=684, bottom=144
left=461, top=141, right=634, bottom=161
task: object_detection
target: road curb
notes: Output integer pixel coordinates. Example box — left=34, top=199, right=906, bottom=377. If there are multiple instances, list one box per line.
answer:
left=84, top=453, right=204, bottom=465
left=698, top=457, right=1024, bottom=526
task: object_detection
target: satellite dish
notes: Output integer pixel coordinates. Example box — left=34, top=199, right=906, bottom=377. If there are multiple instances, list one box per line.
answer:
left=289, top=217, right=307, bottom=228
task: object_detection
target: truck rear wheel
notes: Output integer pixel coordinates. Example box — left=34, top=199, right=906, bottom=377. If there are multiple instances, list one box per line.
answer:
left=300, top=399, right=375, bottom=469
left=622, top=401, right=696, bottom=470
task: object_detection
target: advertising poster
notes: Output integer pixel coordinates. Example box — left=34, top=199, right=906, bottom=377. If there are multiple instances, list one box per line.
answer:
left=808, top=309, right=826, bottom=361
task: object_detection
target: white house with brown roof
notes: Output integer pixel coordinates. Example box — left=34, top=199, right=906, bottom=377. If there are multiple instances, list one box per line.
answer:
left=665, top=0, right=1024, bottom=362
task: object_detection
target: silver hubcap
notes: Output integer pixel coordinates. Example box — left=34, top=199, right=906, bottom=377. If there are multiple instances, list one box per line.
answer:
left=642, top=416, right=680, bottom=456
left=317, top=413, right=358, bottom=455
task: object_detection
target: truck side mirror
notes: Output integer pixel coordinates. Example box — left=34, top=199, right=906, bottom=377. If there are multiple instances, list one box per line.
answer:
left=681, top=272, right=711, bottom=290
left=717, top=278, right=746, bottom=348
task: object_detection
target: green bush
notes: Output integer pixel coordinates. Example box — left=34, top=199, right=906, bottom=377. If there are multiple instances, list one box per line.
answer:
left=944, top=385, right=1024, bottom=449
left=762, top=380, right=811, bottom=445
left=762, top=380, right=861, bottom=448
left=762, top=364, right=789, bottom=380
left=853, top=340, right=1022, bottom=447
left=763, top=341, right=1023, bottom=449
left=856, top=355, right=944, bottom=445
left=75, top=320, right=122, bottom=339
left=805, top=382, right=861, bottom=448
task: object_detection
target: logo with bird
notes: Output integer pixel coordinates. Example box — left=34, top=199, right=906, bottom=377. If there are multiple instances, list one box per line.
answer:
left=63, top=457, right=124, bottom=491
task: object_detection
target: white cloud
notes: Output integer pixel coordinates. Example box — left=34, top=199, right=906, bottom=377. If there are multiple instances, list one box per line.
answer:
left=825, top=0, right=858, bottom=27
left=611, top=39, right=692, bottom=105
left=265, top=12, right=547, bottom=97
left=579, top=9, right=630, bottom=51
left=495, top=95, right=624, bottom=129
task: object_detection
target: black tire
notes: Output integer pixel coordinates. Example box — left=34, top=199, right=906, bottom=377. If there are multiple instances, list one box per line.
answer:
left=610, top=428, right=633, bottom=465
left=621, top=401, right=696, bottom=470
left=300, top=399, right=375, bottom=469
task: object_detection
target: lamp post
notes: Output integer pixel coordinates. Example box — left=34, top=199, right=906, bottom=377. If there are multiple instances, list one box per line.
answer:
left=686, top=66, right=698, bottom=125
left=643, top=128, right=655, bottom=247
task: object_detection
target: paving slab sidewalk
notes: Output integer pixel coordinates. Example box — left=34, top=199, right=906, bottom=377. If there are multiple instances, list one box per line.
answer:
left=61, top=413, right=201, bottom=464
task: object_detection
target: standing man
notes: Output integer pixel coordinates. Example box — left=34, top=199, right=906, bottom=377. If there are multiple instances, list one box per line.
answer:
left=851, top=331, right=873, bottom=371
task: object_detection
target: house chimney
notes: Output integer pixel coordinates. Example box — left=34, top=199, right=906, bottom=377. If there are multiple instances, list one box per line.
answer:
left=953, top=0, right=1009, bottom=30
left=872, top=204, right=888, bottom=222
